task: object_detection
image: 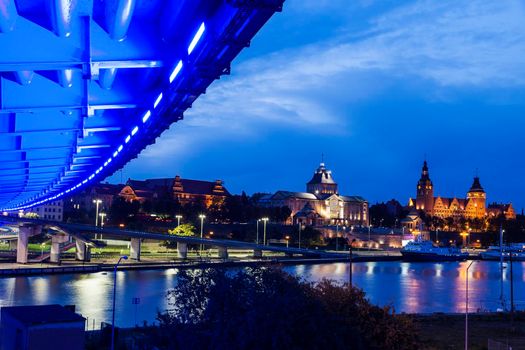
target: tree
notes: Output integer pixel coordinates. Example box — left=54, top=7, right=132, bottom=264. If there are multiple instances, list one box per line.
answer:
left=154, top=268, right=419, bottom=350
left=109, top=197, right=140, bottom=224
left=300, top=226, right=324, bottom=247
left=163, top=223, right=196, bottom=249
left=168, top=223, right=196, bottom=237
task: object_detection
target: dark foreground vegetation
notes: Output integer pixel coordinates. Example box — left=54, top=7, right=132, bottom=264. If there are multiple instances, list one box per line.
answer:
left=88, top=267, right=418, bottom=350
left=416, top=313, right=525, bottom=350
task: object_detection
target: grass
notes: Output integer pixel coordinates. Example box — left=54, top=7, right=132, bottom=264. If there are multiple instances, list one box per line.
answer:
left=415, top=313, right=525, bottom=349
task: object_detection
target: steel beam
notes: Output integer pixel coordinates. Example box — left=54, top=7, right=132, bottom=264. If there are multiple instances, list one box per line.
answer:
left=0, top=103, right=138, bottom=114
left=50, top=0, right=74, bottom=38
left=0, top=60, right=163, bottom=72
left=0, top=0, right=18, bottom=33
left=104, top=0, right=137, bottom=41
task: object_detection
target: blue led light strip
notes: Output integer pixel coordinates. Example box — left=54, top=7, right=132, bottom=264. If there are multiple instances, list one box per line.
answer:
left=2, top=22, right=207, bottom=212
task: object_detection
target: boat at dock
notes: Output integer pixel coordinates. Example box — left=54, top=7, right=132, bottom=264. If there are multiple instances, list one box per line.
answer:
left=479, top=243, right=525, bottom=261
left=401, top=240, right=468, bottom=262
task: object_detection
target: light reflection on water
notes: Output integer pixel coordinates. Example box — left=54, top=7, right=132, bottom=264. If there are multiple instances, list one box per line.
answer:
left=0, top=261, right=523, bottom=328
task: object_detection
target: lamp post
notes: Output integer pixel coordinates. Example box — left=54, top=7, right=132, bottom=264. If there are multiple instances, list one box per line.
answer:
left=256, top=219, right=261, bottom=245
left=175, top=215, right=182, bottom=227
left=336, top=222, right=339, bottom=252
left=99, top=213, right=107, bottom=227
left=111, top=255, right=128, bottom=350
left=298, top=222, right=302, bottom=249
left=465, top=260, right=475, bottom=350
left=349, top=239, right=356, bottom=287
left=368, top=224, right=371, bottom=251
left=285, top=235, right=290, bottom=248
left=199, top=214, right=206, bottom=256
left=93, top=199, right=102, bottom=227
left=262, top=217, right=269, bottom=245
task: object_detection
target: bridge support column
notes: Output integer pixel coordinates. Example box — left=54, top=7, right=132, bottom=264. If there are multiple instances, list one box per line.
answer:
left=75, top=240, right=91, bottom=262
left=253, top=249, right=263, bottom=258
left=16, top=226, right=33, bottom=264
left=217, top=247, right=228, bottom=259
left=176, top=242, right=187, bottom=259
left=17, top=225, right=40, bottom=264
left=51, top=234, right=69, bottom=263
left=130, top=238, right=141, bottom=261
left=9, top=239, right=17, bottom=250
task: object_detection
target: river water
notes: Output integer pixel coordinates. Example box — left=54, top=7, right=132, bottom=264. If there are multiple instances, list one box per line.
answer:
left=1, top=261, right=524, bottom=328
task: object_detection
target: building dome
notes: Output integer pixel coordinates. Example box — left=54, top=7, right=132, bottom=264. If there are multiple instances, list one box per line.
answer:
left=307, top=163, right=336, bottom=185
left=306, top=163, right=338, bottom=195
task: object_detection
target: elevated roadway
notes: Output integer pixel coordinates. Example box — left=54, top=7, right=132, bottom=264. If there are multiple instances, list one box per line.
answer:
left=1, top=216, right=350, bottom=263
left=0, top=0, right=284, bottom=211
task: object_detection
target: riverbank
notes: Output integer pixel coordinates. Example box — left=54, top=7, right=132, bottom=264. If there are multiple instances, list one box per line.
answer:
left=415, top=312, right=525, bottom=349
left=0, top=253, right=401, bottom=277
left=84, top=312, right=525, bottom=350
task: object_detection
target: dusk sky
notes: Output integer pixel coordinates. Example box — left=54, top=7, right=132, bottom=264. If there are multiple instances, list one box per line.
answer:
left=109, top=0, right=525, bottom=211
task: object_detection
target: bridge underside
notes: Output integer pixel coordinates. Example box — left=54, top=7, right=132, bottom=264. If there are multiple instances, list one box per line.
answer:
left=0, top=0, right=283, bottom=210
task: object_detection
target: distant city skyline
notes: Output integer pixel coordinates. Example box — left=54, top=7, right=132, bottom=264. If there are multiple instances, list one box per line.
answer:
left=108, top=0, right=525, bottom=211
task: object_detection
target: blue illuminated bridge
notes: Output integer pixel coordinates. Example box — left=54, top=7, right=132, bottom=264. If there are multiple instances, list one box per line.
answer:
left=0, top=0, right=283, bottom=211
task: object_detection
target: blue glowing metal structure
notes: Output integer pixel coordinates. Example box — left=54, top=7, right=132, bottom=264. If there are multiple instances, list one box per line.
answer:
left=0, top=0, right=283, bottom=211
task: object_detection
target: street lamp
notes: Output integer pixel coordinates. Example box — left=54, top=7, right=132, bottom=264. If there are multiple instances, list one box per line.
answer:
left=349, top=239, right=356, bottom=287
left=175, top=215, right=182, bottom=227
left=199, top=214, right=206, bottom=256
left=93, top=199, right=102, bottom=227
left=99, top=213, right=107, bottom=227
left=256, top=219, right=261, bottom=245
left=465, top=261, right=475, bottom=350
left=368, top=224, right=371, bottom=251
left=298, top=222, right=302, bottom=249
left=111, top=255, right=128, bottom=350
left=285, top=235, right=290, bottom=248
left=262, top=217, right=269, bottom=245
left=336, top=222, right=339, bottom=252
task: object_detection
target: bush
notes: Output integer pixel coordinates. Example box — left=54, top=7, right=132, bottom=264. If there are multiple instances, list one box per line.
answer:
left=154, top=268, right=418, bottom=350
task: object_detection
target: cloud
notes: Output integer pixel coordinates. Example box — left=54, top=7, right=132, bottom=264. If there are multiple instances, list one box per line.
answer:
left=136, top=0, right=525, bottom=165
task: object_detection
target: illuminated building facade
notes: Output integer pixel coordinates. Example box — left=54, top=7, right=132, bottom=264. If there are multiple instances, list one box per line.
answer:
left=259, top=163, right=369, bottom=227
left=408, top=161, right=516, bottom=220
left=120, top=176, right=230, bottom=207
left=24, top=200, right=64, bottom=222
left=66, top=183, right=122, bottom=214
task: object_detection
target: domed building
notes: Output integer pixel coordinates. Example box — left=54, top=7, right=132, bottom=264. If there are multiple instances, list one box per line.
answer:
left=259, top=162, right=369, bottom=227
left=306, top=163, right=338, bottom=195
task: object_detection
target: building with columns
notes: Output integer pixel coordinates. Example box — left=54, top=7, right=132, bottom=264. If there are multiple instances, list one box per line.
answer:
left=259, top=163, right=369, bottom=227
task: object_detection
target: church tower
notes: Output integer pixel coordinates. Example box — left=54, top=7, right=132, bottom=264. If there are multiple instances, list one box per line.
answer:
left=466, top=176, right=486, bottom=218
left=415, top=160, right=434, bottom=213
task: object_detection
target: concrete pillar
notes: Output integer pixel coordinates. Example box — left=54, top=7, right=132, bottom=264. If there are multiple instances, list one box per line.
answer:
left=217, top=246, right=228, bottom=259
left=130, top=238, right=141, bottom=261
left=75, top=240, right=91, bottom=261
left=16, top=227, right=32, bottom=264
left=50, top=235, right=69, bottom=263
left=253, top=249, right=263, bottom=258
left=9, top=239, right=17, bottom=250
left=177, top=242, right=187, bottom=259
